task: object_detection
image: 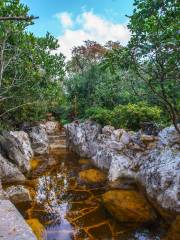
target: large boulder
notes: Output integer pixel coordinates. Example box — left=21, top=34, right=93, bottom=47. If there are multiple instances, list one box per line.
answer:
left=102, top=190, right=156, bottom=223
left=0, top=154, right=25, bottom=183
left=6, top=185, right=32, bottom=204
left=138, top=126, right=180, bottom=212
left=0, top=199, right=37, bottom=240
left=65, top=120, right=102, bottom=158
left=28, top=124, right=49, bottom=155
left=0, top=131, right=33, bottom=173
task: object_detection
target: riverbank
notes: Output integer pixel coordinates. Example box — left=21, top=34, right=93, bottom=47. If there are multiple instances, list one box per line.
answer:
left=0, top=121, right=61, bottom=240
left=65, top=120, right=180, bottom=239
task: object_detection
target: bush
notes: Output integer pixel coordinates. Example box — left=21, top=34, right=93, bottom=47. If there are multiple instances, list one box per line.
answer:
left=112, top=102, right=162, bottom=130
left=85, top=107, right=113, bottom=126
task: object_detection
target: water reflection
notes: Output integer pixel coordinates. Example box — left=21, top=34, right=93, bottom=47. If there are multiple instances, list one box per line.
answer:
left=16, top=150, right=165, bottom=240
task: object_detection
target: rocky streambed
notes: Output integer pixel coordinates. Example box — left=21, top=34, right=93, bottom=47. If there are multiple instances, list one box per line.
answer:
left=0, top=120, right=179, bottom=239
left=65, top=120, right=180, bottom=239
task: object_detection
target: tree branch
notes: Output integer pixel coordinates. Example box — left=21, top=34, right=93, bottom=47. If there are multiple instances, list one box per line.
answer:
left=0, top=16, right=39, bottom=21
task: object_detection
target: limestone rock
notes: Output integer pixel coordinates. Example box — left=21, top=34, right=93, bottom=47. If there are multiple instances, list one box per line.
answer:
left=102, top=125, right=114, bottom=136
left=111, top=129, right=125, bottom=141
left=102, top=190, right=156, bottom=223
left=108, top=155, right=135, bottom=181
left=10, top=131, right=33, bottom=172
left=0, top=199, right=37, bottom=240
left=29, top=124, right=49, bottom=155
left=79, top=169, right=106, bottom=183
left=108, top=141, right=124, bottom=151
left=120, top=131, right=131, bottom=145
left=139, top=147, right=180, bottom=212
left=6, top=185, right=32, bottom=204
left=65, top=120, right=101, bottom=158
left=0, top=131, right=33, bottom=173
left=0, top=154, right=25, bottom=183
left=158, top=125, right=180, bottom=146
left=65, top=121, right=180, bottom=216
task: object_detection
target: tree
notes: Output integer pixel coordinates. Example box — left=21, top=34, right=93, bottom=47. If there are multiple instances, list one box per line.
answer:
left=127, top=0, right=180, bottom=133
left=0, top=0, right=65, bottom=127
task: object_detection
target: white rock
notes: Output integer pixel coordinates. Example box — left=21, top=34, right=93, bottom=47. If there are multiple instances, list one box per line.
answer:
left=29, top=124, right=49, bottom=155
left=0, top=154, right=25, bottom=183
left=0, top=199, right=37, bottom=240
left=102, top=125, right=115, bottom=135
left=10, top=131, right=33, bottom=172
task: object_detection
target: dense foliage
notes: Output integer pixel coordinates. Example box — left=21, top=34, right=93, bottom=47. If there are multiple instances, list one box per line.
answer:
left=0, top=0, right=65, bottom=128
left=64, top=0, right=179, bottom=132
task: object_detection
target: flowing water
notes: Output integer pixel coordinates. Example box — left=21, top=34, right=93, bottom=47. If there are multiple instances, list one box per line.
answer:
left=10, top=131, right=165, bottom=240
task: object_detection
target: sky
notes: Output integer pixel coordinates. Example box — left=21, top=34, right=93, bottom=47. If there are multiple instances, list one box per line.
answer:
left=21, top=0, right=134, bottom=59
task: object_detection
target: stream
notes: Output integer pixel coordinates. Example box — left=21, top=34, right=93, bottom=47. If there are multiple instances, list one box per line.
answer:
left=7, top=130, right=165, bottom=240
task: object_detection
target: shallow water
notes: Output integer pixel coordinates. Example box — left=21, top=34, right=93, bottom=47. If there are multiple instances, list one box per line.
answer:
left=15, top=149, right=165, bottom=240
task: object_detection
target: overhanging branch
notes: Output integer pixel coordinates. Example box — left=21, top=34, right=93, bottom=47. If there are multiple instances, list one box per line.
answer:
left=0, top=16, right=39, bottom=21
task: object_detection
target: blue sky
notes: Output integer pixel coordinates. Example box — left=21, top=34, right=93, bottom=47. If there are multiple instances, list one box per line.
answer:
left=21, top=0, right=134, bottom=58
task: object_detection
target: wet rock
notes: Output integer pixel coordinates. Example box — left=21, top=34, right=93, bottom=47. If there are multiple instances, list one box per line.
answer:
left=30, top=158, right=43, bottom=171
left=102, top=190, right=156, bottom=223
left=0, top=199, right=37, bottom=240
left=6, top=185, right=32, bottom=204
left=29, top=124, right=49, bottom=155
left=0, top=131, right=33, bottom=173
left=27, top=218, right=46, bottom=240
left=79, top=169, right=106, bottom=183
left=0, top=154, right=26, bottom=183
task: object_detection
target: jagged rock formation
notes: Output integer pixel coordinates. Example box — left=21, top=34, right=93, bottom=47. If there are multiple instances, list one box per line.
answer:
left=65, top=121, right=180, bottom=216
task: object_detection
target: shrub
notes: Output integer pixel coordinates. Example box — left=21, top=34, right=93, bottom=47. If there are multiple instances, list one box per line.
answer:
left=112, top=102, right=162, bottom=130
left=85, top=107, right=113, bottom=126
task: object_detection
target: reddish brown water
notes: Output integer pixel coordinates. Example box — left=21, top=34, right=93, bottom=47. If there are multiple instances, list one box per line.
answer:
left=14, top=148, right=164, bottom=240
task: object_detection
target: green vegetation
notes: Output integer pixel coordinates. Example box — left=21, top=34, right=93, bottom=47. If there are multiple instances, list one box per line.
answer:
left=0, top=0, right=65, bottom=129
left=0, top=0, right=179, bottom=133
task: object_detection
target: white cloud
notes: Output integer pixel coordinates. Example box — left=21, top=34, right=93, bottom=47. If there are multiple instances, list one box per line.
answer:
left=55, top=11, right=130, bottom=59
left=55, top=12, right=73, bottom=28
